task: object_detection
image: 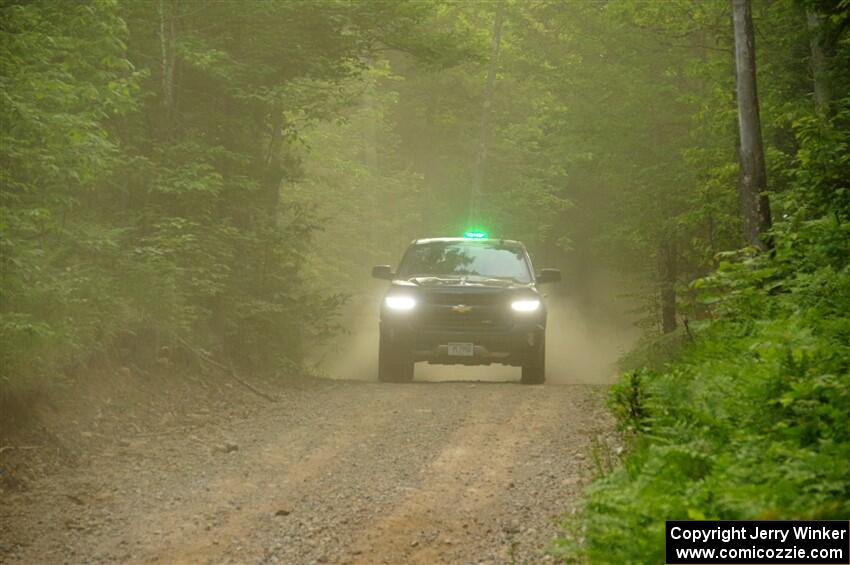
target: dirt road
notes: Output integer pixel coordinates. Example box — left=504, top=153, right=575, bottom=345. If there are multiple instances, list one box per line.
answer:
left=1, top=380, right=612, bottom=564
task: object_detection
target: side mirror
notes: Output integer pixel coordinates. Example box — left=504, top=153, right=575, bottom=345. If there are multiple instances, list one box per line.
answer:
left=536, top=268, right=561, bottom=284
left=372, top=265, right=394, bottom=280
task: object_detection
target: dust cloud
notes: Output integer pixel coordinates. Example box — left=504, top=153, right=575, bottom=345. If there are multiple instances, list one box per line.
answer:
left=543, top=295, right=640, bottom=384
left=316, top=287, right=639, bottom=385
left=318, top=303, right=382, bottom=382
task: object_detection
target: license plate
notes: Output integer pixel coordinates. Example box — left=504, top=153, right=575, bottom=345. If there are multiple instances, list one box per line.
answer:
left=448, top=342, right=474, bottom=356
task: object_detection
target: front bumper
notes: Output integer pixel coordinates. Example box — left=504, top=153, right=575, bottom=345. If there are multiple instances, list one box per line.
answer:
left=381, top=322, right=545, bottom=366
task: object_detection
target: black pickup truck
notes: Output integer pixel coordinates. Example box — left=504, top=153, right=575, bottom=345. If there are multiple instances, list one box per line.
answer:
left=372, top=236, right=560, bottom=384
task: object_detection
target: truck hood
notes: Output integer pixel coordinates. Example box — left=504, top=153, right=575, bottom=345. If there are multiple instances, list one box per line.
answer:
left=397, top=275, right=532, bottom=290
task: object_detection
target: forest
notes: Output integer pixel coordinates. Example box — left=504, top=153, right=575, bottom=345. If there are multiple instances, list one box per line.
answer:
left=1, top=0, right=849, bottom=562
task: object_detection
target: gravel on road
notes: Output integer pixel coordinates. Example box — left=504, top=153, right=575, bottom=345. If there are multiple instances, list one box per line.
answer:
left=0, top=380, right=613, bottom=564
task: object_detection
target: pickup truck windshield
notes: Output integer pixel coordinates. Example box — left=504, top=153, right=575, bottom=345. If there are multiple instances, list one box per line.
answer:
left=397, top=241, right=532, bottom=283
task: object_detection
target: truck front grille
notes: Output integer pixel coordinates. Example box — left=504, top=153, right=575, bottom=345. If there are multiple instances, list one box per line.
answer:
left=413, top=304, right=511, bottom=332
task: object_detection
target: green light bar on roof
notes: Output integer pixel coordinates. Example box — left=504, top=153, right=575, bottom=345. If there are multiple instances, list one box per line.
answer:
left=463, top=230, right=488, bottom=239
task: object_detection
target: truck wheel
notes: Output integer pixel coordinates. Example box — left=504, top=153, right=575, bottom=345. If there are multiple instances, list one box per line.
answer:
left=378, top=331, right=414, bottom=383
left=521, top=343, right=545, bottom=385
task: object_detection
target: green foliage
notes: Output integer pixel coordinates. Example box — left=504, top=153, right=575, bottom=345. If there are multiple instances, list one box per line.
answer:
left=560, top=103, right=850, bottom=563
left=1, top=0, right=140, bottom=381
left=0, top=0, right=465, bottom=384
left=608, top=369, right=652, bottom=440
left=289, top=63, right=426, bottom=293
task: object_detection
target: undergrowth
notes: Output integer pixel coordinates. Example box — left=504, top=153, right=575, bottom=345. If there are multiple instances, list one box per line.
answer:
left=557, top=105, right=850, bottom=564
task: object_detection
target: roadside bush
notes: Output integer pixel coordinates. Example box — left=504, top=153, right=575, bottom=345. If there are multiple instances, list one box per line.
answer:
left=558, top=106, right=850, bottom=564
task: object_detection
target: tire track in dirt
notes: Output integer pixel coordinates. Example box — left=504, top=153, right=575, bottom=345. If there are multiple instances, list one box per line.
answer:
left=347, top=386, right=567, bottom=564
left=144, top=382, right=516, bottom=564
left=144, top=385, right=428, bottom=564
left=0, top=381, right=613, bottom=565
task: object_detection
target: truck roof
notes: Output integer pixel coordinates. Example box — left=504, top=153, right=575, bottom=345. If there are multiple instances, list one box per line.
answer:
left=412, top=237, right=523, bottom=246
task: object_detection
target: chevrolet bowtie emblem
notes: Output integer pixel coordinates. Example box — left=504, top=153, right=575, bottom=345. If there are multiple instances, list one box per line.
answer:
left=451, top=304, right=473, bottom=313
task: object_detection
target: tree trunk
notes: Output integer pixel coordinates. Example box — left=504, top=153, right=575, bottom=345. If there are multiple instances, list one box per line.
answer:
left=659, top=241, right=677, bottom=334
left=158, top=0, right=177, bottom=138
left=263, top=104, right=285, bottom=228
left=731, top=0, right=772, bottom=251
left=470, top=2, right=504, bottom=220
left=806, top=8, right=832, bottom=114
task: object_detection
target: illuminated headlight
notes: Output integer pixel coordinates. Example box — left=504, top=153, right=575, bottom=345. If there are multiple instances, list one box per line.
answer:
left=385, top=295, right=416, bottom=311
left=511, top=299, right=541, bottom=313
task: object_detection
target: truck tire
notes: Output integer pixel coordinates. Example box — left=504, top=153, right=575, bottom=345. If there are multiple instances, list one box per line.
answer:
left=378, top=330, right=414, bottom=383
left=521, top=342, right=545, bottom=385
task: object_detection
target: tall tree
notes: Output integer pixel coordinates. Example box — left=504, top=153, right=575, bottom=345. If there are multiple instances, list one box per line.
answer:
left=470, top=2, right=504, bottom=221
left=731, top=0, right=772, bottom=251
left=807, top=8, right=832, bottom=113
